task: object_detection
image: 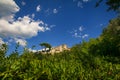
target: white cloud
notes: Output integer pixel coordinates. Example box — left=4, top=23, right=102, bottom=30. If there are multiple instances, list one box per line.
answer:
left=8, top=38, right=14, bottom=43
left=83, top=0, right=89, bottom=2
left=36, top=5, right=41, bottom=12
left=82, top=34, right=89, bottom=39
left=77, top=1, right=83, bottom=8
left=59, top=6, right=62, bottom=9
left=0, top=0, right=20, bottom=20
left=14, top=38, right=27, bottom=47
left=73, top=0, right=90, bottom=8
left=28, top=48, right=38, bottom=52
left=21, top=1, right=26, bottom=6
left=79, top=26, right=84, bottom=31
left=100, top=23, right=104, bottom=26
left=28, top=48, right=42, bottom=53
left=71, top=26, right=89, bottom=39
left=0, top=38, right=5, bottom=45
left=73, top=32, right=81, bottom=38
left=73, top=0, right=77, bottom=2
left=45, top=8, right=59, bottom=16
left=0, top=16, right=49, bottom=38
left=0, top=0, right=52, bottom=46
left=53, top=9, right=58, bottom=14
left=50, top=25, right=56, bottom=28
left=45, top=8, right=50, bottom=14
left=45, top=27, right=50, bottom=31
left=31, top=13, right=35, bottom=18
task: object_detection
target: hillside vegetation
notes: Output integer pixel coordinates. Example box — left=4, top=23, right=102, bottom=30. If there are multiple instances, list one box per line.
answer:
left=0, top=18, right=120, bottom=80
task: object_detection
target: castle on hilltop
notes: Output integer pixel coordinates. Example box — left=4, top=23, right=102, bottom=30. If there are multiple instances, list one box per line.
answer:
left=50, top=44, right=70, bottom=54
left=30, top=44, right=70, bottom=54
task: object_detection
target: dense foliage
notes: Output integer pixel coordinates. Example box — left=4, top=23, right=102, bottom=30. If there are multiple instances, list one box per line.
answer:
left=96, top=0, right=120, bottom=11
left=0, top=18, right=120, bottom=80
left=89, top=18, right=120, bottom=56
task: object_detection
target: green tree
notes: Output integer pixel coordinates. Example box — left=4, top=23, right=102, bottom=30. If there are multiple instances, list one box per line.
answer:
left=96, top=0, right=120, bottom=12
left=0, top=43, right=8, bottom=60
left=87, top=18, right=120, bottom=57
left=100, top=18, right=120, bottom=56
left=40, top=42, right=52, bottom=52
left=13, top=42, right=20, bottom=54
left=89, top=18, right=120, bottom=56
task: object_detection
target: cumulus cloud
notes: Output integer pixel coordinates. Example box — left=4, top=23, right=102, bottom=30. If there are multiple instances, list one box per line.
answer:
left=71, top=26, right=89, bottom=39
left=77, top=1, right=83, bottom=8
left=28, top=48, right=43, bottom=53
left=73, top=32, right=81, bottom=38
left=53, top=9, right=58, bottom=14
left=44, top=8, right=51, bottom=16
left=79, top=26, right=84, bottom=31
left=36, top=5, right=41, bottom=12
left=45, top=8, right=59, bottom=16
left=73, top=0, right=90, bottom=8
left=82, top=34, right=89, bottom=39
left=100, top=23, right=104, bottom=27
left=0, top=38, right=5, bottom=45
left=31, top=13, right=35, bottom=18
left=73, top=0, right=77, bottom=2
left=50, top=25, right=56, bottom=28
left=0, top=0, right=52, bottom=46
left=21, top=1, right=26, bottom=6
left=0, top=16, right=49, bottom=38
left=83, top=0, right=90, bottom=2
left=14, top=38, right=27, bottom=47
left=28, top=48, right=38, bottom=52
left=0, top=15, right=51, bottom=46
left=0, top=0, right=19, bottom=20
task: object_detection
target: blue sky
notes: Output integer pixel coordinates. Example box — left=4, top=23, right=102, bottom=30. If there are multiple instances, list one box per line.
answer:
left=0, top=0, right=116, bottom=54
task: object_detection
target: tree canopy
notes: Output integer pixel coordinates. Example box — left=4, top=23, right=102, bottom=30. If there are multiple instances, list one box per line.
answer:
left=96, top=0, right=120, bottom=12
left=40, top=42, right=52, bottom=52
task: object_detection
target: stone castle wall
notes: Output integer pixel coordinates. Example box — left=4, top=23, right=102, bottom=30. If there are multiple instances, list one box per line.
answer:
left=50, top=44, right=70, bottom=54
